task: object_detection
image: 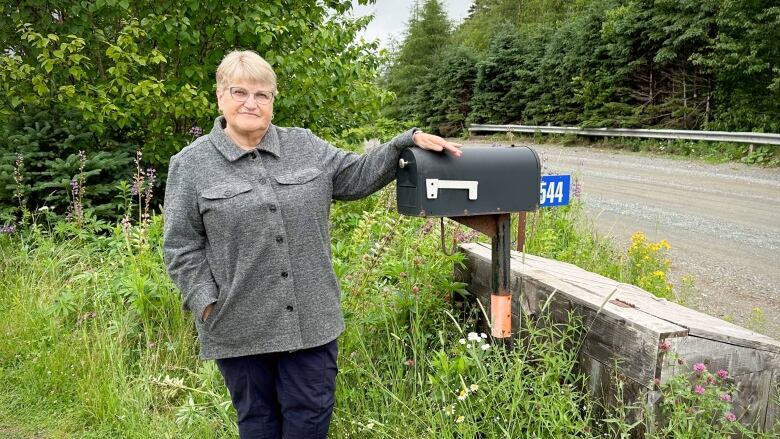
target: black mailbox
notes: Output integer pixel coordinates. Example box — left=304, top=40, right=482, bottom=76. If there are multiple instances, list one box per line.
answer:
left=396, top=146, right=541, bottom=217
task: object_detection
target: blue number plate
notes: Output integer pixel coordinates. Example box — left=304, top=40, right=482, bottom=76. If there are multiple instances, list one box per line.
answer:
left=539, top=175, right=571, bottom=207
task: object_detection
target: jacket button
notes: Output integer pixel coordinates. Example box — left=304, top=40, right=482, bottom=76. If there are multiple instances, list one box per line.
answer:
left=259, top=177, right=268, bottom=185
left=269, top=204, right=277, bottom=212
left=276, top=236, right=284, bottom=243
left=223, top=190, right=232, bottom=197
left=281, top=271, right=288, bottom=278
left=286, top=305, right=294, bottom=312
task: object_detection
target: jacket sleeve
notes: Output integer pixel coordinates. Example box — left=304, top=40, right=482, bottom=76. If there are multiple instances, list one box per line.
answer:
left=310, top=128, right=418, bottom=201
left=162, top=155, right=219, bottom=322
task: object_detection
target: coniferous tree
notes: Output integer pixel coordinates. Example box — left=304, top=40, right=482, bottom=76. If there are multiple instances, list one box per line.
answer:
left=382, top=0, right=452, bottom=120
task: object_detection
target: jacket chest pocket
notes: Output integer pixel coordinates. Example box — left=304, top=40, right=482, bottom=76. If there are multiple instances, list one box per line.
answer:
left=273, top=167, right=326, bottom=206
left=199, top=182, right=254, bottom=221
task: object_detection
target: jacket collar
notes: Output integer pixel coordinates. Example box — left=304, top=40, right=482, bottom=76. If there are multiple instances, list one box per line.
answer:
left=209, top=116, right=281, bottom=161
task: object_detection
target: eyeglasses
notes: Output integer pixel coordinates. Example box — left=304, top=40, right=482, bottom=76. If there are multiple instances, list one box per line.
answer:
left=229, top=87, right=275, bottom=105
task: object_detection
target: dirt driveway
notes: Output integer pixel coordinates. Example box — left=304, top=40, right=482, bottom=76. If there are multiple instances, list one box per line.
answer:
left=468, top=139, right=780, bottom=339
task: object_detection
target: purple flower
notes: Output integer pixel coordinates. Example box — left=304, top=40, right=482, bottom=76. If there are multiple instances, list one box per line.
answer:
left=130, top=182, right=139, bottom=196
left=717, top=369, right=729, bottom=379
left=0, top=224, right=17, bottom=234
left=121, top=215, right=132, bottom=233
left=724, top=412, right=736, bottom=422
left=658, top=340, right=671, bottom=352
left=694, top=385, right=705, bottom=395
left=189, top=126, right=203, bottom=137
left=693, top=362, right=707, bottom=374
left=720, top=393, right=732, bottom=402
left=70, top=178, right=79, bottom=194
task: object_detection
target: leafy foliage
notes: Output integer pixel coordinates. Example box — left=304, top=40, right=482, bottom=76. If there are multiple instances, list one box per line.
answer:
left=0, top=0, right=387, bottom=217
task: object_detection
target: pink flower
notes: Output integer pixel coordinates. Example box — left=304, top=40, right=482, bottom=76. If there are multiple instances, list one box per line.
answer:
left=693, top=362, right=707, bottom=374
left=694, top=385, right=706, bottom=395
left=720, top=393, right=732, bottom=402
left=653, top=378, right=661, bottom=387
left=724, top=412, right=736, bottom=422
left=658, top=340, right=672, bottom=352
left=717, top=369, right=729, bottom=379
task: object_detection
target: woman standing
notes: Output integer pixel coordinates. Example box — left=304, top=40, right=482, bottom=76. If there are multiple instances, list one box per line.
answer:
left=163, top=50, right=461, bottom=438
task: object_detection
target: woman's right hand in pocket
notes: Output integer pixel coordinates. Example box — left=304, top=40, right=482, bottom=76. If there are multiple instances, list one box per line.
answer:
left=202, top=302, right=215, bottom=322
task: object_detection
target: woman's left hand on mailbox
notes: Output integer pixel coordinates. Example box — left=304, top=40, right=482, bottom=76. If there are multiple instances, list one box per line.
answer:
left=412, top=131, right=463, bottom=157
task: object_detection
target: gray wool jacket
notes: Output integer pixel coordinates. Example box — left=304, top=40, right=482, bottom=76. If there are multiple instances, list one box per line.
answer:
left=163, top=116, right=417, bottom=359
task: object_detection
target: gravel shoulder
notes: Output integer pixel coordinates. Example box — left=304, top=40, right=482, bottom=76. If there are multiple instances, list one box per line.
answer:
left=465, top=138, right=780, bottom=339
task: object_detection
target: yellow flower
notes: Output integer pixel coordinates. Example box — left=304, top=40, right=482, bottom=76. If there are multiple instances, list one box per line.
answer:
left=653, top=270, right=665, bottom=278
left=457, top=389, right=467, bottom=401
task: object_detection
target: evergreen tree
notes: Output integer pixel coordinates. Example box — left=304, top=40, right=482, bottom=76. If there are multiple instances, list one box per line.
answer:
left=382, top=0, right=452, bottom=120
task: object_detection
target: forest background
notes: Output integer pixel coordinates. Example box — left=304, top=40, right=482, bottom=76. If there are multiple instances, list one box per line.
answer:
left=1, top=1, right=779, bottom=436
left=1, top=0, right=779, bottom=220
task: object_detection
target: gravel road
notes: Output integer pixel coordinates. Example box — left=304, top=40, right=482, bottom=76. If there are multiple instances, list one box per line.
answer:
left=468, top=139, right=780, bottom=339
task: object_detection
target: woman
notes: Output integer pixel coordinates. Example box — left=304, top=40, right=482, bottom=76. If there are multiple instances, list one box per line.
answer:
left=163, top=50, right=461, bottom=438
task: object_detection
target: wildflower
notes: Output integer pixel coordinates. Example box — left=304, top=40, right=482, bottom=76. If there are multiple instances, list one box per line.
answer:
left=130, top=182, right=139, bottom=196
left=188, top=126, right=203, bottom=137
left=443, top=405, right=455, bottom=415
left=720, top=393, right=732, bottom=402
left=658, top=340, right=671, bottom=352
left=0, top=224, right=17, bottom=234
left=653, top=270, right=665, bottom=279
left=458, top=338, right=466, bottom=345
left=455, top=415, right=465, bottom=424
left=724, top=412, right=736, bottom=422
left=38, top=206, right=50, bottom=212
left=717, top=369, right=729, bottom=379
left=693, top=362, right=707, bottom=374
left=653, top=378, right=661, bottom=387
left=457, top=389, right=467, bottom=401
left=707, top=375, right=716, bottom=385
left=467, top=332, right=480, bottom=342
left=480, top=343, right=491, bottom=351
left=694, top=385, right=705, bottom=395
left=411, top=286, right=420, bottom=295
left=469, top=384, right=479, bottom=392
left=677, top=358, right=686, bottom=365
left=480, top=333, right=487, bottom=339
left=121, top=216, right=132, bottom=233
left=405, top=358, right=415, bottom=368
left=365, top=422, right=374, bottom=430
left=573, top=178, right=583, bottom=198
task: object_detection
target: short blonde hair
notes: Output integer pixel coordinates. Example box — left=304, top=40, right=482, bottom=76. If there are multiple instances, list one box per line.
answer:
left=216, top=50, right=277, bottom=94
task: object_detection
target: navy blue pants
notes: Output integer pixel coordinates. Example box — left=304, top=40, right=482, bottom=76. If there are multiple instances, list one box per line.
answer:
left=215, top=339, right=338, bottom=439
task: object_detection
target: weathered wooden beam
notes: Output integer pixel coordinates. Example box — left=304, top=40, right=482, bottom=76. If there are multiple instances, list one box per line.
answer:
left=456, top=242, right=780, bottom=433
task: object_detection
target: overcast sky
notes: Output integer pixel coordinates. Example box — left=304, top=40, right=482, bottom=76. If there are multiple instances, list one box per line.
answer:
left=351, top=0, right=473, bottom=49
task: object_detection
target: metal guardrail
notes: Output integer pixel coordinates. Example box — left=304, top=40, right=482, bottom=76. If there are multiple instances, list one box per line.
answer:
left=468, top=124, right=780, bottom=145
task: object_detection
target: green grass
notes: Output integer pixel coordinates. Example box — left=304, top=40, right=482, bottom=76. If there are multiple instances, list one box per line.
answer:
left=0, top=187, right=775, bottom=437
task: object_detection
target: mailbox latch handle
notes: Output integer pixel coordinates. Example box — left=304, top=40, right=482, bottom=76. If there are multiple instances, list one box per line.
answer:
left=426, top=179, right=478, bottom=200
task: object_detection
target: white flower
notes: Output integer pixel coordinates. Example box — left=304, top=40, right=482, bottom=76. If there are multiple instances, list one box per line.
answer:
left=467, top=332, right=480, bottom=342
left=455, top=415, right=465, bottom=424
left=480, top=343, right=491, bottom=351
left=458, top=338, right=466, bottom=345
left=480, top=332, right=488, bottom=339
left=443, top=404, right=455, bottom=415
left=469, top=384, right=479, bottom=392
left=365, top=422, right=374, bottom=430
left=457, top=389, right=468, bottom=401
